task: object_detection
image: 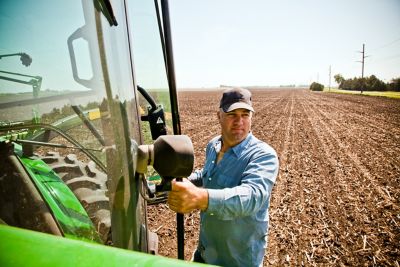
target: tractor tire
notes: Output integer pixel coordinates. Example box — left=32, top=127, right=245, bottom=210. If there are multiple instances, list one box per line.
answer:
left=40, top=151, right=111, bottom=243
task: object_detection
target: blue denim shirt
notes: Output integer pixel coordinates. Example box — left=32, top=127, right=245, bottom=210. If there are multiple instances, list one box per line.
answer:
left=198, top=133, right=279, bottom=267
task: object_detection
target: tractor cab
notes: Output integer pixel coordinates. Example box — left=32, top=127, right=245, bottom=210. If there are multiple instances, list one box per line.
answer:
left=0, top=0, right=195, bottom=263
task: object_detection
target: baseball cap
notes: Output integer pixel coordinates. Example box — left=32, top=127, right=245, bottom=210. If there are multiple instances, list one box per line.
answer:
left=219, top=87, right=255, bottom=112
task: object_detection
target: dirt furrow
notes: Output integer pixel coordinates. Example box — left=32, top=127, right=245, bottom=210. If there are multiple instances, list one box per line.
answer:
left=305, top=94, right=400, bottom=206
left=305, top=95, right=400, bottom=183
left=300, top=94, right=399, bottom=265
left=307, top=92, right=400, bottom=141
left=293, top=94, right=351, bottom=265
left=265, top=91, right=298, bottom=265
left=254, top=93, right=291, bottom=151
left=315, top=108, right=399, bottom=164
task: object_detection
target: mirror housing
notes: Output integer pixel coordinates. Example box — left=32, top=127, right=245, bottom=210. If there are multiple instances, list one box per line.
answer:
left=137, top=135, right=194, bottom=179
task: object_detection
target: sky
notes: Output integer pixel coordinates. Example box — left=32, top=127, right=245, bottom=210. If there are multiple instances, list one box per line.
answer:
left=1, top=0, right=399, bottom=93
left=168, top=0, right=400, bottom=88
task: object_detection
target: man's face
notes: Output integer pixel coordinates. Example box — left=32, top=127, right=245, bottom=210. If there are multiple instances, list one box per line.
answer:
left=218, top=108, right=252, bottom=148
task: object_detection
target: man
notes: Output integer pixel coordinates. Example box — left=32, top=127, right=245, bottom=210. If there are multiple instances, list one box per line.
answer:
left=167, top=87, right=279, bottom=267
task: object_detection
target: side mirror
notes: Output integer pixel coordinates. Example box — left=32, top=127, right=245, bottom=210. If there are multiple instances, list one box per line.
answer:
left=137, top=135, right=194, bottom=191
left=137, top=86, right=167, bottom=140
left=146, top=105, right=167, bottom=140
left=20, top=53, right=32, bottom=67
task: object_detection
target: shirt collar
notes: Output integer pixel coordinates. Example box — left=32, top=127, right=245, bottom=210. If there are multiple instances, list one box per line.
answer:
left=215, top=132, right=253, bottom=157
left=231, top=132, right=253, bottom=157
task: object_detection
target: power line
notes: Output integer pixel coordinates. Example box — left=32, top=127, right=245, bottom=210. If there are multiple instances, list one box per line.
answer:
left=371, top=54, right=400, bottom=63
left=370, top=37, right=400, bottom=52
left=363, top=37, right=400, bottom=63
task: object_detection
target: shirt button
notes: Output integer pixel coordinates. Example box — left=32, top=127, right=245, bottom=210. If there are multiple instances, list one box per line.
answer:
left=211, top=161, right=214, bottom=163
left=208, top=177, right=212, bottom=181
left=210, top=213, right=214, bottom=216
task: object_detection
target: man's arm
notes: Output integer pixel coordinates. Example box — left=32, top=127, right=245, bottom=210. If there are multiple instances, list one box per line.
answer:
left=206, top=151, right=278, bottom=220
left=167, top=150, right=278, bottom=217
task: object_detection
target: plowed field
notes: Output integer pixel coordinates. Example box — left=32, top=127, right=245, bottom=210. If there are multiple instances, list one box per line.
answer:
left=148, top=88, right=400, bottom=266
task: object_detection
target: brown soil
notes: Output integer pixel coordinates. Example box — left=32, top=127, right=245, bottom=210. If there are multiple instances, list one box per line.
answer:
left=148, top=88, right=400, bottom=266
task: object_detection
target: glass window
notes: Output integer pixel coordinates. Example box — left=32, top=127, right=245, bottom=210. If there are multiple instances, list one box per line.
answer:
left=0, top=1, right=108, bottom=168
left=127, top=0, right=173, bottom=143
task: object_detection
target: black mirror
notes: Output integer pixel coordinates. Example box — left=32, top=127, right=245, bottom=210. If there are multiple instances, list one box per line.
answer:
left=152, top=135, right=194, bottom=178
left=146, top=104, right=167, bottom=140
left=20, top=53, right=32, bottom=67
left=137, top=85, right=167, bottom=140
left=137, top=135, right=194, bottom=192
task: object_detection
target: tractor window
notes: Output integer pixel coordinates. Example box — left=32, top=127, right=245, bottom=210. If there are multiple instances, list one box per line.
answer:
left=0, top=1, right=102, bottom=103
left=127, top=0, right=174, bottom=143
left=0, top=0, right=166, bottom=171
left=0, top=1, right=109, bottom=169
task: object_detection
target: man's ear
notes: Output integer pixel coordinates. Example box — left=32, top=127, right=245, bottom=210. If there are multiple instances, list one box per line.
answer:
left=217, top=110, right=222, bottom=121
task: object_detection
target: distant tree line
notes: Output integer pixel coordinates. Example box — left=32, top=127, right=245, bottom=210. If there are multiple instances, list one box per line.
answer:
left=309, top=82, right=324, bottom=91
left=334, top=74, right=400, bottom=92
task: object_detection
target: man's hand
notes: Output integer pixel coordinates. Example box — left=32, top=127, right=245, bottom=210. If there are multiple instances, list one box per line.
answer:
left=167, top=178, right=208, bottom=214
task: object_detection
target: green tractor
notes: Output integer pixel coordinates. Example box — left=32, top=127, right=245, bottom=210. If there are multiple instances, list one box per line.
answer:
left=0, top=0, right=203, bottom=265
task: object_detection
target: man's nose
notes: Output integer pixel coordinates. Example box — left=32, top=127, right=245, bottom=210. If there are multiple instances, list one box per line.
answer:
left=233, top=115, right=243, bottom=124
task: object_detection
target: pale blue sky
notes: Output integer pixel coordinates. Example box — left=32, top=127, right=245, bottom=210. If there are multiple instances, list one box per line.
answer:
left=169, top=0, right=400, bottom=88
left=1, top=0, right=399, bottom=92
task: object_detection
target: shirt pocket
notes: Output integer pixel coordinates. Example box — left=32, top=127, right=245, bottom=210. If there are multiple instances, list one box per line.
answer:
left=216, top=173, right=239, bottom=188
left=202, top=165, right=211, bottom=186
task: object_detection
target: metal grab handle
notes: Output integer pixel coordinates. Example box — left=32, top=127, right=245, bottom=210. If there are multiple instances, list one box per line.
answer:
left=67, top=26, right=93, bottom=88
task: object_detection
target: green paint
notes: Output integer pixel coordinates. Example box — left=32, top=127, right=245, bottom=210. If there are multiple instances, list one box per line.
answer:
left=0, top=225, right=209, bottom=267
left=19, top=152, right=101, bottom=243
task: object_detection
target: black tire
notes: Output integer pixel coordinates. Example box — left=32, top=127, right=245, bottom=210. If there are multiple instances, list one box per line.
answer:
left=40, top=151, right=111, bottom=243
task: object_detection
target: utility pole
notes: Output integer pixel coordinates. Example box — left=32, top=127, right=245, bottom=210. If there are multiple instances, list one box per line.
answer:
left=357, top=43, right=369, bottom=93
left=329, top=65, right=331, bottom=92
left=361, top=44, right=365, bottom=79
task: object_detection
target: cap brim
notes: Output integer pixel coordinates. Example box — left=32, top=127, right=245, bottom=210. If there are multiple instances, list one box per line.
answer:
left=224, top=102, right=255, bottom=112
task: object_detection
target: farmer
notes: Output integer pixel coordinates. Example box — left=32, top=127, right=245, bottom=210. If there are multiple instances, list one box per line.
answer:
left=167, top=87, right=279, bottom=267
